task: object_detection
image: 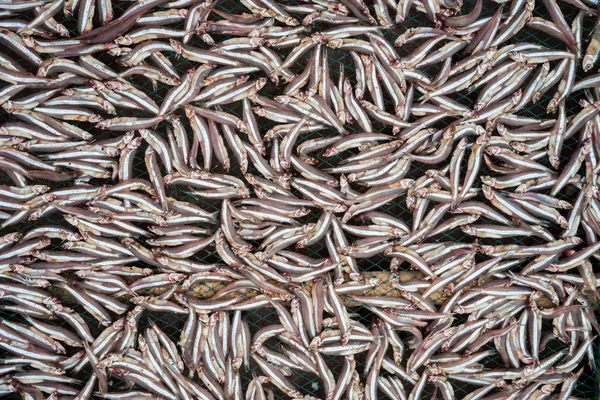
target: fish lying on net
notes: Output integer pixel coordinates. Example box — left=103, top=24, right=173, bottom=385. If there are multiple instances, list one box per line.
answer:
left=0, top=0, right=599, bottom=399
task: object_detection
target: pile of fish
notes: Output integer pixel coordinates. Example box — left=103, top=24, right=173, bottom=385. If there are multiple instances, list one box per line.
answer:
left=1, top=0, right=600, bottom=398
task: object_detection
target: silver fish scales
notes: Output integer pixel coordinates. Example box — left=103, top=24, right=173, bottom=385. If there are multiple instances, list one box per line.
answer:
left=0, top=0, right=599, bottom=399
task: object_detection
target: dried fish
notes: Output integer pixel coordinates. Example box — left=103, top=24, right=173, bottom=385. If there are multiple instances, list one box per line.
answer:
left=0, top=0, right=598, bottom=399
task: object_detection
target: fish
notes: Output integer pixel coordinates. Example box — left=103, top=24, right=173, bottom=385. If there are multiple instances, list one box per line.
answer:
left=0, top=0, right=598, bottom=398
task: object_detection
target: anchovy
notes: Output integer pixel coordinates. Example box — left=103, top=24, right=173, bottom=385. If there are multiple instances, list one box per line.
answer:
left=0, top=1, right=597, bottom=399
